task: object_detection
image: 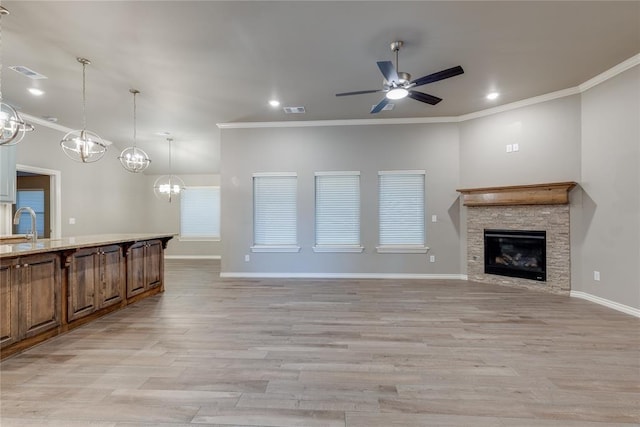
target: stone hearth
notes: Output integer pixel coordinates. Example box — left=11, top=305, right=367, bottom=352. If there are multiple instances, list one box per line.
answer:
left=458, top=182, right=576, bottom=294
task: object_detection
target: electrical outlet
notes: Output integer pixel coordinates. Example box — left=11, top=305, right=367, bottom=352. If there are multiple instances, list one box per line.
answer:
left=244, top=254, right=250, bottom=262
left=431, top=214, right=437, bottom=223
left=506, top=144, right=513, bottom=153
left=429, top=255, right=436, bottom=263
left=594, top=271, right=600, bottom=281
left=68, top=218, right=76, bottom=225
left=512, top=143, right=520, bottom=152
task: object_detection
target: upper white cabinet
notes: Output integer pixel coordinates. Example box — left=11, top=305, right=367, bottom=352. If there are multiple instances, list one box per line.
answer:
left=0, top=145, right=17, bottom=203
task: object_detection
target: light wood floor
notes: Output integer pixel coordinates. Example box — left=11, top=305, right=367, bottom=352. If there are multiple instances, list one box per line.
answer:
left=1, top=260, right=638, bottom=426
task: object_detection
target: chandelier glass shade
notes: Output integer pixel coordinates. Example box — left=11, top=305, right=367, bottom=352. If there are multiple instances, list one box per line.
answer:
left=0, top=6, right=34, bottom=146
left=119, top=89, right=150, bottom=172
left=60, top=57, right=107, bottom=163
left=153, top=174, right=185, bottom=203
left=0, top=102, right=34, bottom=146
left=153, top=138, right=184, bottom=203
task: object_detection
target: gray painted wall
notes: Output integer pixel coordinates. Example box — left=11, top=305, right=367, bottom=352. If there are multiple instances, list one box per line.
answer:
left=220, top=124, right=461, bottom=275
left=577, top=66, right=639, bottom=308
left=459, top=95, right=582, bottom=188
left=143, top=173, right=222, bottom=257
left=12, top=124, right=149, bottom=237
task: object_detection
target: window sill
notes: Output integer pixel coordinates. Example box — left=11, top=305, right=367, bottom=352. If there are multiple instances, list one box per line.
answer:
left=251, top=245, right=301, bottom=253
left=313, top=245, right=364, bottom=253
left=376, top=245, right=429, bottom=254
left=179, top=237, right=221, bottom=242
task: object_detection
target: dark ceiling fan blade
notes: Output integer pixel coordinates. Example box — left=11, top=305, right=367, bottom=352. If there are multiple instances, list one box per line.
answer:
left=336, top=89, right=384, bottom=97
left=370, top=97, right=390, bottom=114
left=408, top=91, right=442, bottom=105
left=410, top=65, right=464, bottom=88
left=377, top=61, right=399, bottom=83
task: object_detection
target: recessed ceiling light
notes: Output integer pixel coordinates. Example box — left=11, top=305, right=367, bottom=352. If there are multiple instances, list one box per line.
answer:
left=268, top=99, right=280, bottom=107
left=486, top=92, right=500, bottom=100
left=28, top=88, right=45, bottom=96
left=155, top=131, right=172, bottom=136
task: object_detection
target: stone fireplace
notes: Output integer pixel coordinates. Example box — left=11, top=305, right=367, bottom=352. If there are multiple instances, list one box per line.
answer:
left=458, top=182, right=576, bottom=294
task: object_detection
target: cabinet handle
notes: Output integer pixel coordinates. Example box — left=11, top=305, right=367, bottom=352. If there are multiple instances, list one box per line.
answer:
left=23, top=263, right=28, bottom=267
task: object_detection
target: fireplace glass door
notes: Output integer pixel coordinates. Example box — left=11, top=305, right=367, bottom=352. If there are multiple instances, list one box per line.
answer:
left=484, top=229, right=546, bottom=281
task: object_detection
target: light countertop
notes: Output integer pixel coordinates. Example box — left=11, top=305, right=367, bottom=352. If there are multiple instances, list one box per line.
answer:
left=0, top=233, right=176, bottom=258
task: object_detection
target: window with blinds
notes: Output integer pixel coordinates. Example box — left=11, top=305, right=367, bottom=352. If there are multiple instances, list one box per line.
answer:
left=377, top=170, right=428, bottom=253
left=252, top=173, right=299, bottom=252
left=314, top=172, right=363, bottom=252
left=180, top=186, right=220, bottom=239
left=15, top=190, right=45, bottom=237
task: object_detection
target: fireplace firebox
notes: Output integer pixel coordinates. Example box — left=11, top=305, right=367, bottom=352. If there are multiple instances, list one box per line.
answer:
left=484, top=229, right=546, bottom=281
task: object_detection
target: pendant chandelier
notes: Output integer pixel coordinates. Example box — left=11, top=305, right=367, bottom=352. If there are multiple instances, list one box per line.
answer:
left=60, top=57, right=107, bottom=163
left=0, top=5, right=34, bottom=146
left=153, top=137, right=184, bottom=203
left=119, top=89, right=151, bottom=172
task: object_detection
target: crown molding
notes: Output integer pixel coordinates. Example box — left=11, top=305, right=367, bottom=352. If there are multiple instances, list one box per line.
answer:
left=217, top=116, right=458, bottom=129
left=218, top=54, right=639, bottom=129
left=579, top=53, right=640, bottom=92
left=19, top=113, right=114, bottom=146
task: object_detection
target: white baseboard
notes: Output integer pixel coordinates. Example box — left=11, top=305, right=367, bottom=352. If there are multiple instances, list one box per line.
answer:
left=219, top=272, right=467, bottom=280
left=570, top=291, right=640, bottom=318
left=164, top=255, right=221, bottom=260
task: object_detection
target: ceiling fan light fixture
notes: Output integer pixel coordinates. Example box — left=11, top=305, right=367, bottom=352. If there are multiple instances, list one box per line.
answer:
left=386, top=87, right=409, bottom=100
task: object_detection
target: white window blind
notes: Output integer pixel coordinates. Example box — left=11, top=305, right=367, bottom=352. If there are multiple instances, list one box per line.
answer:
left=253, top=173, right=298, bottom=250
left=378, top=170, right=426, bottom=248
left=180, top=186, right=220, bottom=239
left=15, top=190, right=45, bottom=237
left=315, top=172, right=361, bottom=250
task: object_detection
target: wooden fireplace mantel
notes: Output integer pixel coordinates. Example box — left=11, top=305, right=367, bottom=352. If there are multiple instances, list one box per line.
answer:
left=456, top=182, right=577, bottom=207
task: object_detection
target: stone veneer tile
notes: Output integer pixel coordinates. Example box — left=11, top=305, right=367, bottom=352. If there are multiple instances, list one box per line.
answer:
left=467, top=205, right=570, bottom=294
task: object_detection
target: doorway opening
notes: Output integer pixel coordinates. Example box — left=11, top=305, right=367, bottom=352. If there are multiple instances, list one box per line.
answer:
left=15, top=165, right=61, bottom=240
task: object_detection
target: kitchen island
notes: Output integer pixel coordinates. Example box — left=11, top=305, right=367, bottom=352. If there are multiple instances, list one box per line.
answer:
left=0, top=233, right=175, bottom=359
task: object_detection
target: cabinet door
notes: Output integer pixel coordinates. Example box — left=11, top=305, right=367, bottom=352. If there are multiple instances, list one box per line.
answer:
left=19, top=253, right=61, bottom=338
left=98, top=245, right=124, bottom=309
left=145, top=240, right=163, bottom=289
left=68, top=249, right=98, bottom=321
left=0, top=144, right=16, bottom=203
left=126, top=243, right=146, bottom=298
left=0, top=262, right=19, bottom=348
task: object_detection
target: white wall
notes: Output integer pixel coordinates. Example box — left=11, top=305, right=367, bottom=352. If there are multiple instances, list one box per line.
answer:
left=576, top=66, right=639, bottom=309
left=220, top=123, right=461, bottom=276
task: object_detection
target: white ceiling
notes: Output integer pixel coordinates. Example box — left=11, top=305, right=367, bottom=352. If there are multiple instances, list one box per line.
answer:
left=2, top=1, right=639, bottom=175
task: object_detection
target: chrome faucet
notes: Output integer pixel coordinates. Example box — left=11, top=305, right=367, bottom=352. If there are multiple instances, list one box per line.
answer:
left=13, top=207, right=37, bottom=244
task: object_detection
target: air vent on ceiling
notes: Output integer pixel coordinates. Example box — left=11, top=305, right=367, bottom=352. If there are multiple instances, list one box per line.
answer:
left=9, top=65, right=48, bottom=80
left=372, top=103, right=394, bottom=111
left=283, top=106, right=305, bottom=114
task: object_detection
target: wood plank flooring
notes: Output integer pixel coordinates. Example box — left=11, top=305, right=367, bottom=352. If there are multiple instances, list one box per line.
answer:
left=1, top=259, right=639, bottom=426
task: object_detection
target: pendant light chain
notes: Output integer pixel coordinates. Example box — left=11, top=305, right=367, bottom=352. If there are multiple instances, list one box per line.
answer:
left=133, top=90, right=137, bottom=147
left=0, top=4, right=5, bottom=102
left=81, top=60, right=87, bottom=131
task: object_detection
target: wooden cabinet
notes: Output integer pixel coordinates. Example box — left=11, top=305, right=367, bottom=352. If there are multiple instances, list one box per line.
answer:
left=67, top=245, right=124, bottom=322
left=0, top=253, right=61, bottom=348
left=126, top=240, right=163, bottom=298
left=0, top=259, right=19, bottom=348
left=1, top=234, right=173, bottom=359
left=0, top=144, right=17, bottom=203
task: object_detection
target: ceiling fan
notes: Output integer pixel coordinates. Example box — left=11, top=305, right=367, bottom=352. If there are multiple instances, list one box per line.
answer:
left=336, top=41, right=464, bottom=113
